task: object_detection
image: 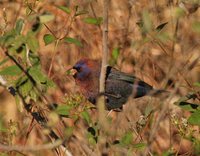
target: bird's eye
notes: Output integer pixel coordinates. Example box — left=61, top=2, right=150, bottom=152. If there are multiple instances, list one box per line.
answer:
left=73, top=66, right=81, bottom=72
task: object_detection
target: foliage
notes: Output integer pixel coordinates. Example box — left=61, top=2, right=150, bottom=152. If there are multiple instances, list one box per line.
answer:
left=175, top=91, right=200, bottom=125
left=0, top=0, right=200, bottom=155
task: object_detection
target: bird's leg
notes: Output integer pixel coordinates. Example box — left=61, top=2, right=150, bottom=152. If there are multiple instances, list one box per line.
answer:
left=106, top=109, right=113, bottom=117
left=113, top=107, right=123, bottom=112
left=106, top=108, right=123, bottom=116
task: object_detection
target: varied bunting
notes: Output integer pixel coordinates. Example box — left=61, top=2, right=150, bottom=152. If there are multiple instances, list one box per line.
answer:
left=72, top=58, right=165, bottom=110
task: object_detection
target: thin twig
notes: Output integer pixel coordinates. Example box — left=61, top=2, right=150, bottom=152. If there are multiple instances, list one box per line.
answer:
left=89, top=2, right=102, bottom=32
left=1, top=52, right=73, bottom=156
left=98, top=0, right=109, bottom=115
left=24, top=118, right=35, bottom=145
left=143, top=66, right=192, bottom=155
left=0, top=140, right=62, bottom=152
left=148, top=34, right=170, bottom=56
left=0, top=76, right=72, bottom=156
left=44, top=24, right=58, bottom=38
left=97, top=0, right=109, bottom=155
left=4, top=50, right=49, bottom=104
left=12, top=0, right=23, bottom=28
left=171, top=19, right=179, bottom=56
left=119, top=2, right=133, bottom=68
left=48, top=39, right=59, bottom=77
left=99, top=0, right=109, bottom=95
left=60, top=7, right=78, bottom=40
left=26, top=46, right=32, bottom=66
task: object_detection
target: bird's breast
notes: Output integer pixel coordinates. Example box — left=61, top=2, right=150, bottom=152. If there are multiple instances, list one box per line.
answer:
left=75, top=79, right=99, bottom=104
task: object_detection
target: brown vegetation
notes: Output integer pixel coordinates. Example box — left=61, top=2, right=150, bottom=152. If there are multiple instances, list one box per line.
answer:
left=0, top=0, right=200, bottom=155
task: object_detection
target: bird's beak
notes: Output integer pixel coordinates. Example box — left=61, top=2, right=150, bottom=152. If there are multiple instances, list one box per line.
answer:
left=66, top=67, right=77, bottom=77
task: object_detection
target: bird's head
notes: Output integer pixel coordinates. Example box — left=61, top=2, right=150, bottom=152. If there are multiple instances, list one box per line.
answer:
left=72, top=58, right=100, bottom=81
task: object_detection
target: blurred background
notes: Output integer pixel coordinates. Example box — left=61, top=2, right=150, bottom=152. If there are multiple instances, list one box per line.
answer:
left=0, top=0, right=200, bottom=155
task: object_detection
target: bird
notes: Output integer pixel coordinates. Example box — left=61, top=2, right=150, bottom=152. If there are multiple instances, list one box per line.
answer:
left=71, top=58, right=166, bottom=110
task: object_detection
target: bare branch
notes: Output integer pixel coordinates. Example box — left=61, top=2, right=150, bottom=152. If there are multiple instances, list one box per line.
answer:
left=99, top=0, right=109, bottom=99
left=98, top=0, right=109, bottom=120
left=0, top=140, right=63, bottom=152
left=97, top=1, right=109, bottom=154
left=0, top=52, right=73, bottom=156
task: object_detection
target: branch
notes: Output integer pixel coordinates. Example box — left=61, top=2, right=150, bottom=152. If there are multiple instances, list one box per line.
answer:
left=4, top=50, right=49, bottom=104
left=98, top=0, right=109, bottom=118
left=0, top=140, right=62, bottom=152
left=0, top=52, right=73, bottom=156
left=0, top=75, right=7, bottom=87
left=99, top=0, right=109, bottom=100
left=97, top=0, right=109, bottom=154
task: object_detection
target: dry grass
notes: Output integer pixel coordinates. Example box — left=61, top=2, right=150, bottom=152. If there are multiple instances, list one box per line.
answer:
left=0, top=0, right=200, bottom=155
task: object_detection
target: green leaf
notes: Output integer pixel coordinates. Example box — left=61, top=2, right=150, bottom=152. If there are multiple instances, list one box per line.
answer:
left=64, top=127, right=74, bottom=138
left=173, top=7, right=185, bottom=18
left=13, top=35, right=26, bottom=50
left=88, top=135, right=97, bottom=145
left=64, top=37, right=82, bottom=47
left=156, top=32, right=171, bottom=42
left=144, top=104, right=154, bottom=117
left=194, top=82, right=200, bottom=87
left=29, top=52, right=40, bottom=66
left=15, top=18, right=24, bottom=35
left=55, top=105, right=71, bottom=116
left=112, top=48, right=120, bottom=60
left=66, top=69, right=72, bottom=75
left=81, top=111, right=91, bottom=124
left=83, top=17, right=103, bottom=25
left=0, top=117, right=7, bottom=132
left=15, top=76, right=28, bottom=87
left=46, top=79, right=56, bottom=88
left=0, top=65, right=22, bottom=76
left=156, top=22, right=168, bottom=32
left=18, top=79, right=33, bottom=97
left=0, top=152, right=9, bottom=156
left=175, top=93, right=198, bottom=105
left=75, top=10, right=88, bottom=16
left=0, top=58, right=8, bottom=66
left=57, top=6, right=71, bottom=14
left=39, top=14, right=55, bottom=23
left=177, top=101, right=199, bottom=112
left=142, top=10, right=152, bottom=32
left=0, top=30, right=17, bottom=47
left=87, top=127, right=98, bottom=145
left=193, top=138, right=200, bottom=154
left=30, top=89, right=38, bottom=102
left=26, top=6, right=32, bottom=15
left=120, top=131, right=133, bottom=146
left=162, top=150, right=175, bottom=156
left=15, top=94, right=23, bottom=112
left=43, top=34, right=56, bottom=45
left=26, top=32, right=39, bottom=53
left=188, top=110, right=200, bottom=125
left=133, top=142, right=146, bottom=149
left=192, top=21, right=200, bottom=33
left=175, top=92, right=199, bottom=112
left=28, top=66, right=47, bottom=84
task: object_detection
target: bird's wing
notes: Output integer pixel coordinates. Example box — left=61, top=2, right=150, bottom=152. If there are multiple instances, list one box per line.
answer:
left=106, top=66, right=143, bottom=82
left=106, top=66, right=153, bottom=90
left=106, top=66, right=136, bottom=82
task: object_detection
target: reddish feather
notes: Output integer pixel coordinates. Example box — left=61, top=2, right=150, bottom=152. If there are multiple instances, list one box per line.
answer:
left=72, top=59, right=166, bottom=110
